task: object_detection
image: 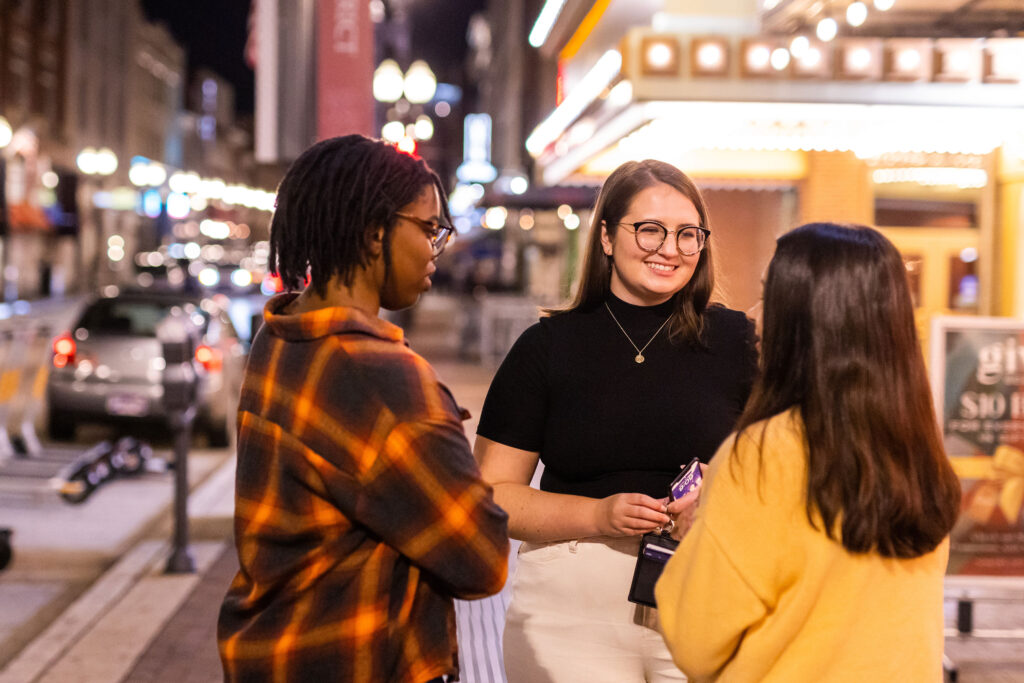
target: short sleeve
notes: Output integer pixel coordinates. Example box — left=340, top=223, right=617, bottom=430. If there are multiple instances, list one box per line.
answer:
left=476, top=321, right=549, bottom=452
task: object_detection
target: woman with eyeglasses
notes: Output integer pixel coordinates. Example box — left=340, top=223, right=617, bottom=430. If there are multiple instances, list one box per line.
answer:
left=218, top=135, right=509, bottom=683
left=655, top=223, right=961, bottom=681
left=474, top=159, right=758, bottom=681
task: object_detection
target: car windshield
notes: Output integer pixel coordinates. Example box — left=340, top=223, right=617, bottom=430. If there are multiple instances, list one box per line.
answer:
left=77, top=299, right=209, bottom=337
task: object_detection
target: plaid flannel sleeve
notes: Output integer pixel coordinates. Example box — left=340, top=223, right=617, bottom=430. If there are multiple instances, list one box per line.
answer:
left=351, top=416, right=509, bottom=599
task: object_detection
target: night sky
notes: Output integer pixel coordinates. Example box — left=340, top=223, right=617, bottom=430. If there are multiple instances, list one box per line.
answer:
left=140, top=0, right=255, bottom=114
left=139, top=0, right=487, bottom=117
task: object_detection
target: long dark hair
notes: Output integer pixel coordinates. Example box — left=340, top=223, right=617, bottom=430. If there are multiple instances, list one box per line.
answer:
left=547, top=159, right=715, bottom=345
left=735, top=222, right=960, bottom=558
left=269, top=135, right=450, bottom=298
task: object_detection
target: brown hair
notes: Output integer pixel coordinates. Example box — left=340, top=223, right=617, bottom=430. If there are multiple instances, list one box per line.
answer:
left=735, top=222, right=961, bottom=558
left=546, top=159, right=715, bottom=345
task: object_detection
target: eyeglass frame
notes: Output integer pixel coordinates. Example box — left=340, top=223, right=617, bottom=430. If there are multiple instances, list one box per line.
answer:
left=394, top=212, right=456, bottom=256
left=616, top=221, right=711, bottom=257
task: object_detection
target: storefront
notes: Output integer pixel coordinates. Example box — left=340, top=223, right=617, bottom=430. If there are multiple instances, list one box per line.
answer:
left=526, top=22, right=1024, bottom=325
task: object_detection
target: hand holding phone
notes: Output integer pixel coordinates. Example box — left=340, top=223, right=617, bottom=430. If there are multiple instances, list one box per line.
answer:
left=669, top=457, right=703, bottom=501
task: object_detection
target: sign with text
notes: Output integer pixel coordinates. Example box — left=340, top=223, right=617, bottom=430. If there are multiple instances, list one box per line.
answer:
left=317, top=0, right=373, bottom=139
left=931, top=316, right=1024, bottom=576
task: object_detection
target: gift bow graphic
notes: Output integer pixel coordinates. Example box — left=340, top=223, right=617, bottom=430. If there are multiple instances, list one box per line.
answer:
left=992, top=445, right=1024, bottom=525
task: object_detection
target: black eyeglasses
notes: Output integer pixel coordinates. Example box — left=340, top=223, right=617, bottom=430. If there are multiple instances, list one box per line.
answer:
left=394, top=212, right=456, bottom=256
left=618, top=221, right=710, bottom=256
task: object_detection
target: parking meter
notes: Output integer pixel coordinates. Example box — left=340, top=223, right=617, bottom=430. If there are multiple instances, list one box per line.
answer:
left=157, top=313, right=199, bottom=416
left=156, top=310, right=200, bottom=574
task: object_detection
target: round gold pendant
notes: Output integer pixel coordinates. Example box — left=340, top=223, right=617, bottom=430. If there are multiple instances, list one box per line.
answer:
left=635, top=354, right=644, bottom=363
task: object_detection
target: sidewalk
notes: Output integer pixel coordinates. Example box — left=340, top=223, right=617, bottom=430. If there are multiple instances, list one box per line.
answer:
left=3, top=352, right=1024, bottom=682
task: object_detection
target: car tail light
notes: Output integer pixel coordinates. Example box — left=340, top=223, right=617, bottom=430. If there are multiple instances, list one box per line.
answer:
left=261, top=273, right=284, bottom=295
left=195, top=344, right=223, bottom=372
left=52, top=333, right=76, bottom=368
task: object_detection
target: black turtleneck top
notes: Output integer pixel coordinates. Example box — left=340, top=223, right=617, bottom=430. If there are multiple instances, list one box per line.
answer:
left=477, top=294, right=759, bottom=500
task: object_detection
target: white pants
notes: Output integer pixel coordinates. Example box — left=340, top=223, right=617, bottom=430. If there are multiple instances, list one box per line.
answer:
left=502, top=535, right=686, bottom=683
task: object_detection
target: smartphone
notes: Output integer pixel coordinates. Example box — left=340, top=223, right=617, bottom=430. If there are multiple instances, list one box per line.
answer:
left=669, top=457, right=702, bottom=501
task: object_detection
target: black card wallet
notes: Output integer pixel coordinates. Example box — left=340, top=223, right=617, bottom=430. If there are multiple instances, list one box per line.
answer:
left=627, top=531, right=679, bottom=607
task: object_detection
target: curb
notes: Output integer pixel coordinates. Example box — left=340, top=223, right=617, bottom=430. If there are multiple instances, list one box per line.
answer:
left=0, top=454, right=236, bottom=683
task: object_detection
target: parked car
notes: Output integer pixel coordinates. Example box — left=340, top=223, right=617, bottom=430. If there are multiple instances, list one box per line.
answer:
left=46, top=290, right=246, bottom=446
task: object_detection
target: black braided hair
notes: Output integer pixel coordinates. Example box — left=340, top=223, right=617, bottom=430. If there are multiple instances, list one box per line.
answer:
left=268, top=134, right=451, bottom=297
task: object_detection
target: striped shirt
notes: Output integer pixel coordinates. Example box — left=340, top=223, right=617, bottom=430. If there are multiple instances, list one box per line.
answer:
left=218, top=294, right=509, bottom=682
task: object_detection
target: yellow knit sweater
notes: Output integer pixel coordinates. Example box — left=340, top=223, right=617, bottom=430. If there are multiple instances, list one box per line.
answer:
left=655, top=409, right=949, bottom=682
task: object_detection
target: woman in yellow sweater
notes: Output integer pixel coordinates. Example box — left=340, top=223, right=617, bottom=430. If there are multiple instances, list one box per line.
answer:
left=655, top=222, right=962, bottom=681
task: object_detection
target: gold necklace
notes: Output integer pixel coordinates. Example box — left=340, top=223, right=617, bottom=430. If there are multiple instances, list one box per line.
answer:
left=604, top=302, right=671, bottom=364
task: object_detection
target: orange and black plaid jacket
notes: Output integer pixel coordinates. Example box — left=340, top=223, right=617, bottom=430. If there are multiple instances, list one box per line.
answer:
left=218, top=294, right=509, bottom=682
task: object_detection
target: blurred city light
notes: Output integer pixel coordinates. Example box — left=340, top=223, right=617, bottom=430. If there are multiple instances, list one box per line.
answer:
left=190, top=194, right=209, bottom=212
left=404, top=60, right=437, bottom=103
left=607, top=80, right=633, bottom=107
left=529, top=0, right=567, bottom=48
left=484, top=206, right=508, bottom=230
left=789, top=35, right=810, bottom=58
left=874, top=0, right=895, bottom=10
left=145, top=163, right=167, bottom=186
left=771, top=48, right=790, bottom=70
left=76, top=147, right=100, bottom=175
left=373, top=59, right=404, bottom=102
left=198, top=267, right=220, bottom=287
left=94, top=148, right=118, bottom=175
left=519, top=209, right=535, bottom=231
left=509, top=176, right=529, bottom=194
left=129, top=161, right=149, bottom=186
left=846, top=2, right=868, bottom=26
left=457, top=114, right=498, bottom=183
left=644, top=39, right=677, bottom=72
left=166, top=192, right=191, bottom=219
left=397, top=135, right=417, bottom=155
left=382, top=120, right=405, bottom=143
left=200, top=219, right=231, bottom=240
left=449, top=183, right=481, bottom=215
left=414, top=115, right=434, bottom=141
left=92, top=191, right=113, bottom=209
left=693, top=38, right=730, bottom=75
left=0, top=115, right=11, bottom=148
left=41, top=171, right=59, bottom=188
left=526, top=49, right=622, bottom=156
left=200, top=177, right=226, bottom=199
left=231, top=269, right=253, bottom=288
left=141, top=189, right=162, bottom=217
left=261, top=273, right=284, bottom=296
left=564, top=213, right=580, bottom=230
left=746, top=45, right=771, bottom=71
left=817, top=17, right=838, bottom=41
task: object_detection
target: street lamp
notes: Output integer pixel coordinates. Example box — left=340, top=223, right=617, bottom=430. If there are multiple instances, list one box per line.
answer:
left=77, top=147, right=99, bottom=175
left=373, top=59, right=405, bottom=103
left=403, top=60, right=437, bottom=104
left=77, top=147, right=118, bottom=178
left=94, top=148, right=118, bottom=176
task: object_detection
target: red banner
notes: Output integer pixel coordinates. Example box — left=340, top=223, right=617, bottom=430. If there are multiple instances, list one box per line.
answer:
left=317, top=0, right=374, bottom=139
